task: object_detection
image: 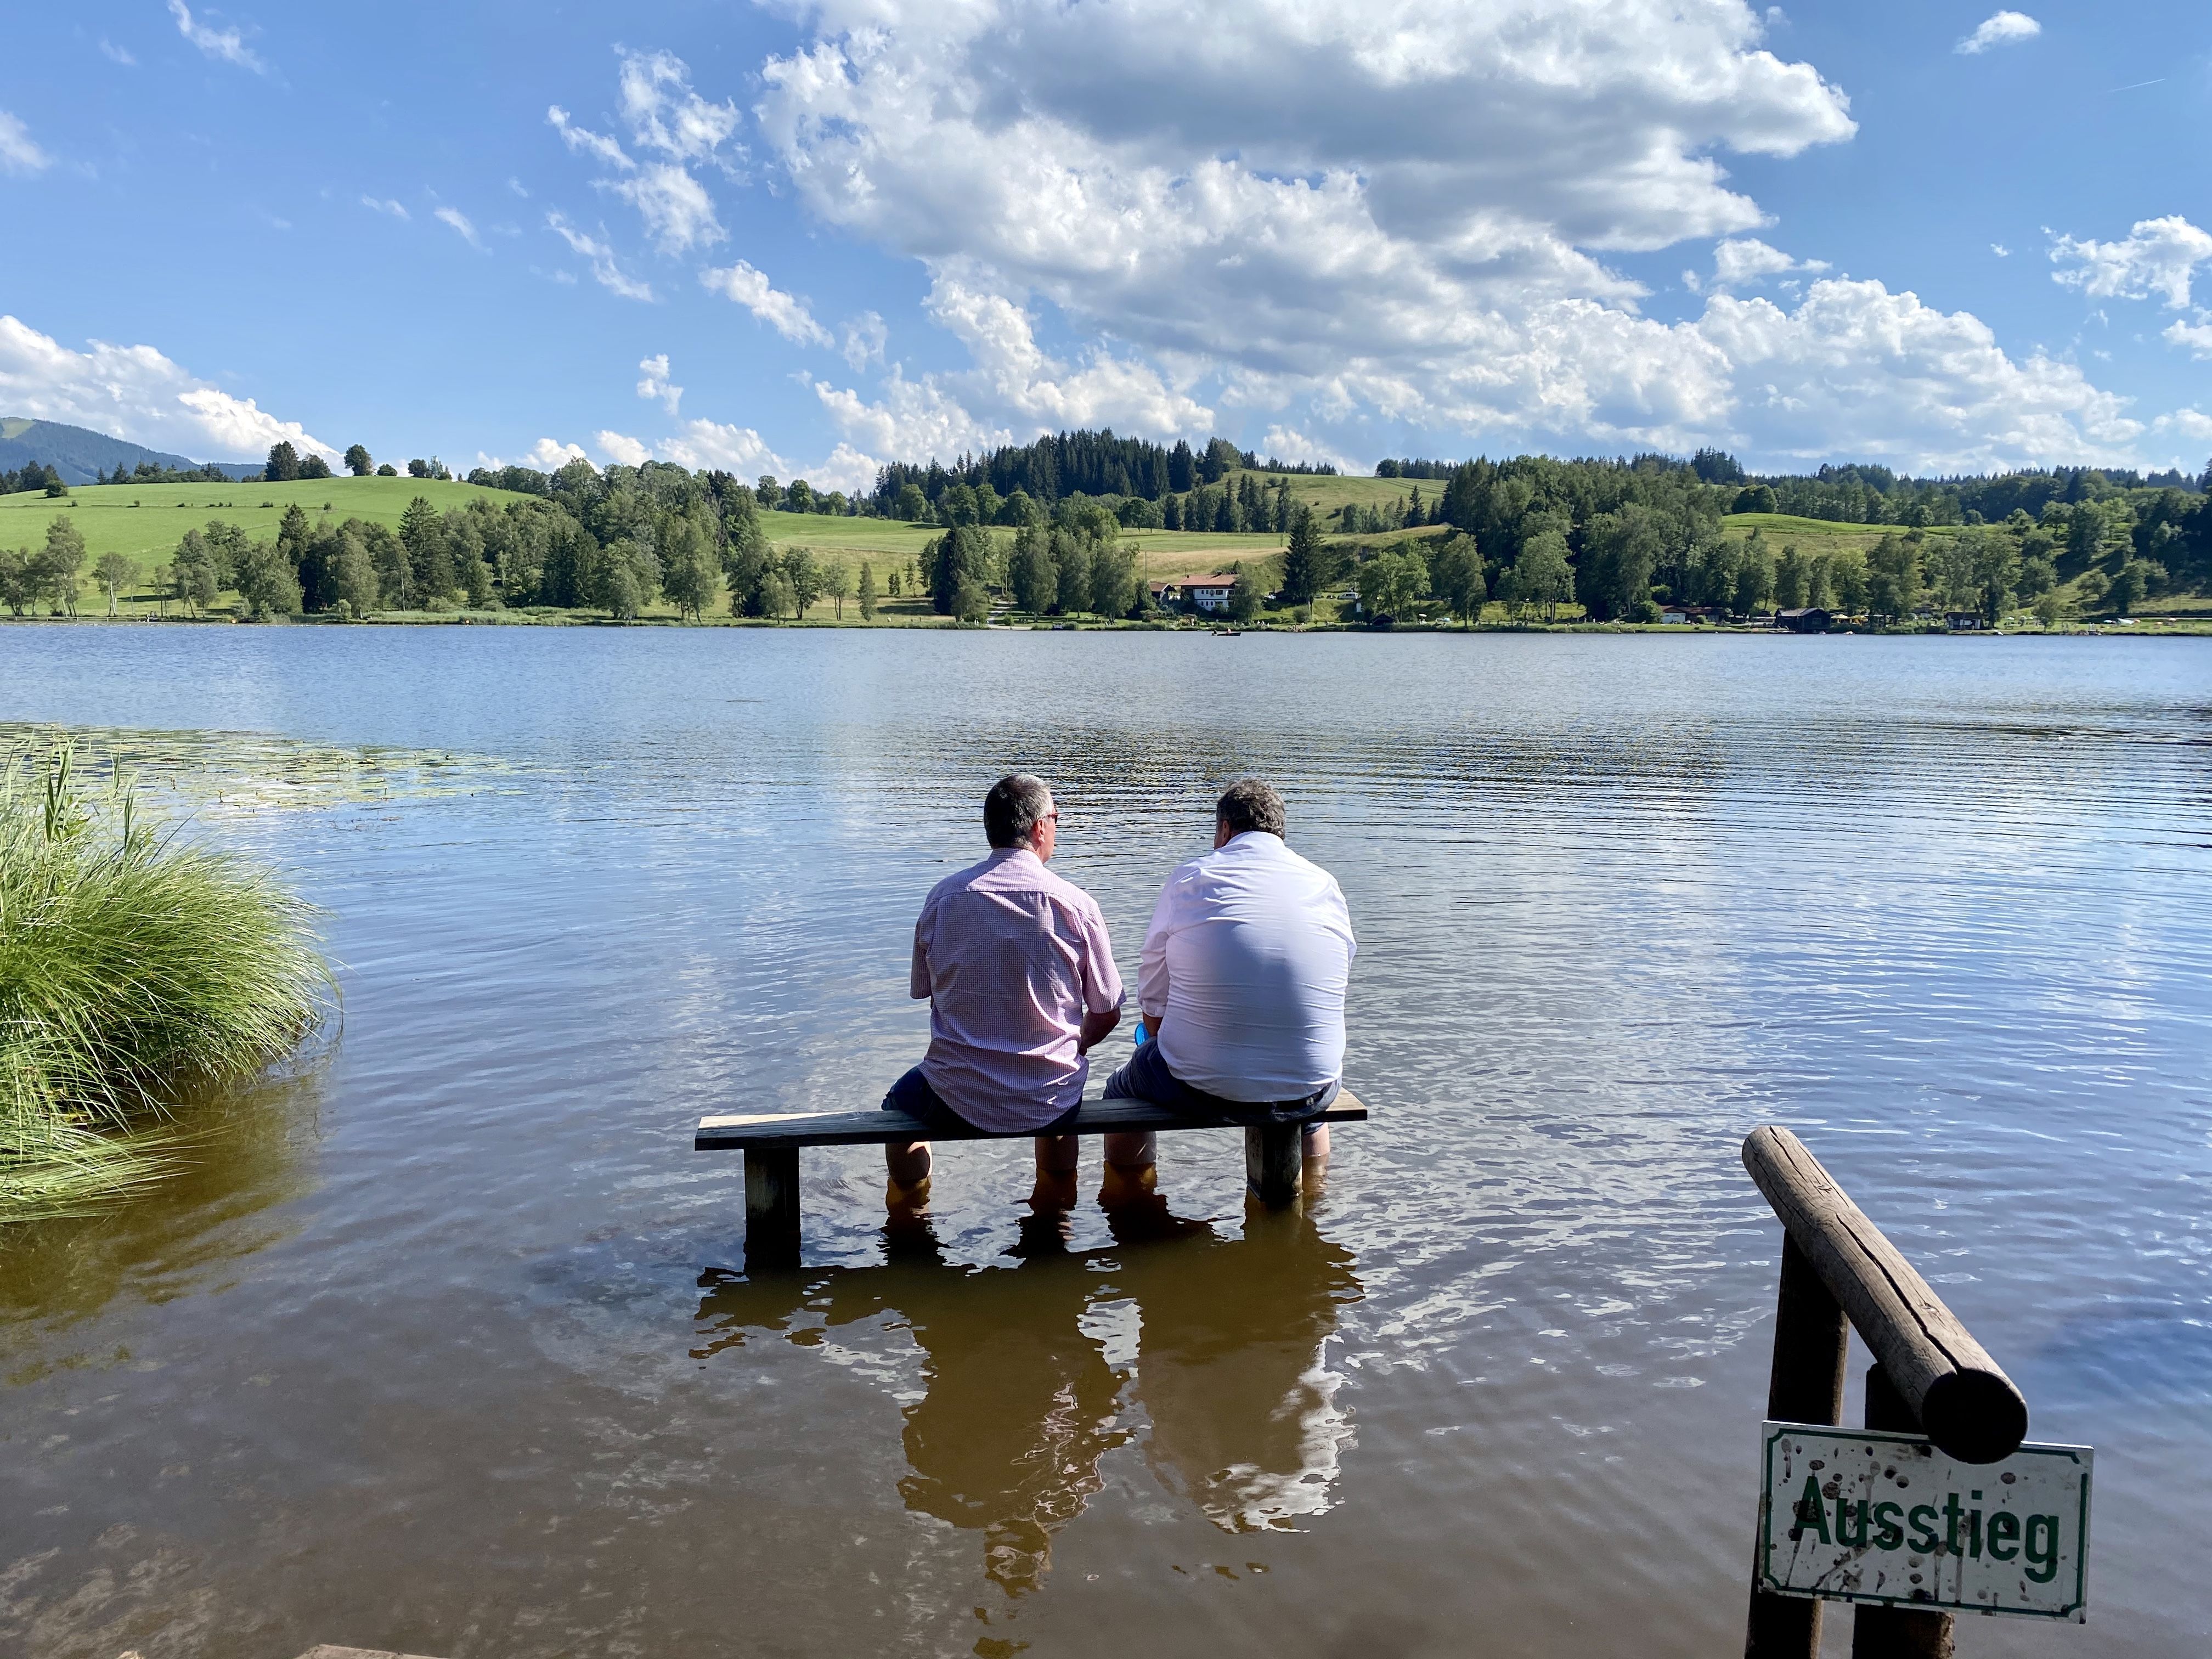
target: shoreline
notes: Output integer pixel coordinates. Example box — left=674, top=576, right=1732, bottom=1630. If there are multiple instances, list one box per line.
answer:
left=0, top=613, right=2201, bottom=637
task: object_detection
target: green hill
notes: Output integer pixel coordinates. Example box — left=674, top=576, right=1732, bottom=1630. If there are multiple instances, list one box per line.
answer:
left=756, top=508, right=1291, bottom=583
left=1719, top=512, right=1967, bottom=552
left=0, top=475, right=536, bottom=564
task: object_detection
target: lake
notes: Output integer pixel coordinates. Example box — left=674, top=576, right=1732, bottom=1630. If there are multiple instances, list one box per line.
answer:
left=1, top=625, right=2207, bottom=1658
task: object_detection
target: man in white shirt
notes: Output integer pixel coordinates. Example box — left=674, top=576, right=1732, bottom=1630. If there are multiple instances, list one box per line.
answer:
left=1101, top=778, right=1355, bottom=1176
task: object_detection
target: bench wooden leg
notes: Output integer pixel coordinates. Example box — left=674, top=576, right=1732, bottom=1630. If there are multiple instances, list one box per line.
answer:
left=1245, top=1123, right=1301, bottom=1207
left=744, top=1147, right=802, bottom=1269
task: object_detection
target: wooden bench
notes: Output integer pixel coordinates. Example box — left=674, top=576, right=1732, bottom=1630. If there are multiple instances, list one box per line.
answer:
left=696, top=1091, right=1367, bottom=1267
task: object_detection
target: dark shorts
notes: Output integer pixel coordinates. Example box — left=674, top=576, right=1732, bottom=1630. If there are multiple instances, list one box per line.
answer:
left=1100, top=1037, right=1338, bottom=1126
left=881, top=1064, right=1086, bottom=1138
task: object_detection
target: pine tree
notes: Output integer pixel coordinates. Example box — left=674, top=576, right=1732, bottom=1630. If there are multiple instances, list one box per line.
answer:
left=858, top=561, right=878, bottom=620
left=398, top=495, right=455, bottom=602
left=1279, top=506, right=1333, bottom=606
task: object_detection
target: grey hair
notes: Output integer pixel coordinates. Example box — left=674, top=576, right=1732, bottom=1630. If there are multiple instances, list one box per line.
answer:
left=1216, top=777, right=1286, bottom=838
left=984, top=772, right=1054, bottom=848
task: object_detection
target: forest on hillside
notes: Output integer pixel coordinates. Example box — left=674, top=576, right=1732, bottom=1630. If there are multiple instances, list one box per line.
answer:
left=5, top=428, right=2210, bottom=624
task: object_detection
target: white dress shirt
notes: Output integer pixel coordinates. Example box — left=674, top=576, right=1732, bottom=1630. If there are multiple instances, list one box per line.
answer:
left=1139, top=831, right=1355, bottom=1102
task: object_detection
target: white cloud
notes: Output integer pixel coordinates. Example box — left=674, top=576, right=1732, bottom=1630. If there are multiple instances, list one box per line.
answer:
left=0, top=112, right=50, bottom=176
left=0, top=313, right=335, bottom=462
left=435, top=206, right=484, bottom=250
left=701, top=261, right=833, bottom=346
left=610, top=163, right=723, bottom=255
left=361, top=195, right=409, bottom=220
left=2165, top=317, right=2212, bottom=360
left=546, top=105, right=631, bottom=171
left=813, top=369, right=1013, bottom=467
left=1991, top=243, right=2010, bottom=257
left=1257, top=426, right=1356, bottom=473
left=840, top=311, right=888, bottom=370
left=752, top=0, right=1874, bottom=459
left=636, top=353, right=682, bottom=414
left=2050, top=216, right=2212, bottom=309
left=546, top=212, right=653, bottom=300
left=1688, top=236, right=1831, bottom=293
left=1956, top=12, right=2040, bottom=54
left=658, top=419, right=789, bottom=476
left=595, top=430, right=653, bottom=466
left=479, top=438, right=591, bottom=471
left=2153, top=409, right=2212, bottom=447
left=100, top=39, right=137, bottom=66
left=1696, top=278, right=2142, bottom=470
left=546, top=51, right=740, bottom=256
left=168, top=1, right=264, bottom=74
left=616, top=49, right=741, bottom=167
left=715, top=2, right=2171, bottom=472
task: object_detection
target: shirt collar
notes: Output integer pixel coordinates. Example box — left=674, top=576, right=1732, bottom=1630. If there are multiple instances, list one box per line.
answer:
left=989, top=846, right=1043, bottom=868
left=1220, top=831, right=1284, bottom=854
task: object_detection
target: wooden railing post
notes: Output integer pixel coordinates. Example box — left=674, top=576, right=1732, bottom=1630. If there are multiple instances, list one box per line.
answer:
left=1852, top=1364, right=1957, bottom=1658
left=1745, top=1233, right=1849, bottom=1659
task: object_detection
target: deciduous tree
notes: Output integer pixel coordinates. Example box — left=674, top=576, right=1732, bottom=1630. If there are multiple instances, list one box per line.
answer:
left=93, top=552, right=136, bottom=616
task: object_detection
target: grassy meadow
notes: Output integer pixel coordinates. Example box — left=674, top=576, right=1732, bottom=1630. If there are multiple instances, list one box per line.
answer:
left=1719, top=512, right=1969, bottom=555
left=0, top=475, right=531, bottom=567
left=756, top=507, right=1289, bottom=585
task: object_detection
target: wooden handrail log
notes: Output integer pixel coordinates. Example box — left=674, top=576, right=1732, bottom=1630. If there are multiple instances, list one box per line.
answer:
left=1742, top=1126, right=2027, bottom=1464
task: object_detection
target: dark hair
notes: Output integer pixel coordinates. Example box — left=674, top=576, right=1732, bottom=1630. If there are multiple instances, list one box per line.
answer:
left=984, top=773, right=1054, bottom=848
left=1216, top=777, right=1286, bottom=838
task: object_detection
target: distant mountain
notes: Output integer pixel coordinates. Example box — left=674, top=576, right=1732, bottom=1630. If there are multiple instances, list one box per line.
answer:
left=0, top=417, right=259, bottom=484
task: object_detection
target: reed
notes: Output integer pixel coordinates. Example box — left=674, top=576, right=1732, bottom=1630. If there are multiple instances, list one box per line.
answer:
left=0, top=744, right=329, bottom=1221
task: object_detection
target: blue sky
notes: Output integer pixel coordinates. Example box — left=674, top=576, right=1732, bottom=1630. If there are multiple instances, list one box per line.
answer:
left=1, top=1, right=2206, bottom=485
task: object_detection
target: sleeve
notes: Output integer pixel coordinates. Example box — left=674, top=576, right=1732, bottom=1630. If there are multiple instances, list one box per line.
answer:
left=1137, top=872, right=1180, bottom=1023
left=1076, top=899, right=1125, bottom=1014
left=910, top=895, right=933, bottom=1001
left=1331, top=876, right=1357, bottom=966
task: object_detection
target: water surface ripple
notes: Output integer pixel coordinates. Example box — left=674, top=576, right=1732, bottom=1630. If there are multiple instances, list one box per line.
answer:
left=1, top=627, right=2206, bottom=1657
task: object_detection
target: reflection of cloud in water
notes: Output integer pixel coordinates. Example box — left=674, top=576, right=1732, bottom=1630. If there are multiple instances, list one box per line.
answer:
left=692, top=1202, right=1362, bottom=1594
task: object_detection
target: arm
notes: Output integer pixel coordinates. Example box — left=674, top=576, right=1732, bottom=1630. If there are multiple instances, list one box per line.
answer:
left=1074, top=895, right=1125, bottom=1053
left=910, top=904, right=932, bottom=1001
left=1137, top=878, right=1176, bottom=1026
left=1079, top=1006, right=1121, bottom=1053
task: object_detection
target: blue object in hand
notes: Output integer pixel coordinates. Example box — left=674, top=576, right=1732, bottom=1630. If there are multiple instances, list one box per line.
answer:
left=1133, top=1017, right=1150, bottom=1046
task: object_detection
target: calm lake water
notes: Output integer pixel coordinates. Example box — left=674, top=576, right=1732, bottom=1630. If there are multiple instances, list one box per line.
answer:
left=2, top=625, right=2208, bottom=1658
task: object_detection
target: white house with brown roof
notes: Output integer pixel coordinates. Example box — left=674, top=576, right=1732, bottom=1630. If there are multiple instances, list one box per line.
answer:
left=1163, top=574, right=1240, bottom=612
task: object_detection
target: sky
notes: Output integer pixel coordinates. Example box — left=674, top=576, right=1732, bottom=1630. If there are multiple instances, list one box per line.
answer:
left=0, top=1, right=2207, bottom=488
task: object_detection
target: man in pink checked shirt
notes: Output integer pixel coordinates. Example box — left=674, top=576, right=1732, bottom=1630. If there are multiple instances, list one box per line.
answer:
left=884, top=773, right=1124, bottom=1206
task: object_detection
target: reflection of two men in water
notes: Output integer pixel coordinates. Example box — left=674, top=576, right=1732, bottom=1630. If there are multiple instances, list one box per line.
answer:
left=693, top=1193, right=1361, bottom=1599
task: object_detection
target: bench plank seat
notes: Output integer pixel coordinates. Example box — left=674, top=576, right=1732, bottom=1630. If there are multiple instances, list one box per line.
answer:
left=699, top=1089, right=1368, bottom=1266
left=695, top=1091, right=1367, bottom=1152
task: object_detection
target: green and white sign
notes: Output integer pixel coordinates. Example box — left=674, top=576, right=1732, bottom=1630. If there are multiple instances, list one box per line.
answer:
left=1756, top=1423, right=2091, bottom=1622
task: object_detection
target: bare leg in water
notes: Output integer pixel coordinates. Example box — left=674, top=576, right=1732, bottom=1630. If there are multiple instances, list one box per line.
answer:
left=887, top=1133, right=1082, bottom=1208
left=1099, top=1124, right=1331, bottom=1203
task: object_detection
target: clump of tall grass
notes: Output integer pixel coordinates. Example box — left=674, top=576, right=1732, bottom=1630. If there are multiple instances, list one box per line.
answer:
left=1, top=744, right=329, bottom=1222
